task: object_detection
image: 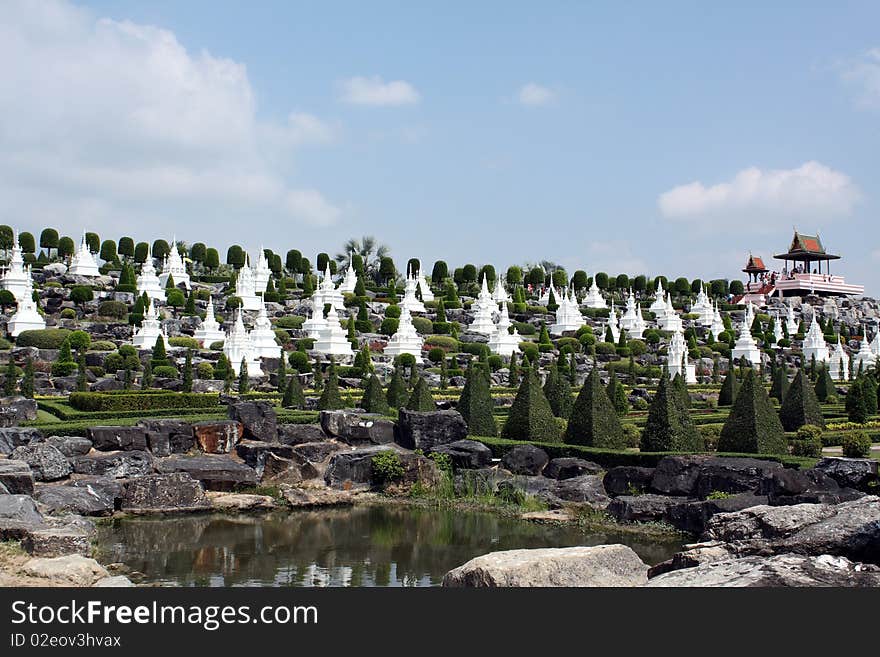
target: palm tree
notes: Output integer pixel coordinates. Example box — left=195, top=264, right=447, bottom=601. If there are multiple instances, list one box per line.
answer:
left=335, top=235, right=389, bottom=276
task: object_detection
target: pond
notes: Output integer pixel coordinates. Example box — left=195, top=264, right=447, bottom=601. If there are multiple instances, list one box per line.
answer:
left=93, top=505, right=683, bottom=587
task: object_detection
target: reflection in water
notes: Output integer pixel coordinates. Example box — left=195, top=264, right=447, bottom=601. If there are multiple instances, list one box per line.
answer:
left=94, top=506, right=683, bottom=587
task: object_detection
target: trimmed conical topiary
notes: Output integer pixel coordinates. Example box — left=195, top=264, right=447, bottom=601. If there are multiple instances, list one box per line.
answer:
left=404, top=376, right=435, bottom=412
left=458, top=361, right=497, bottom=436
left=282, top=374, right=305, bottom=409
left=863, top=375, right=878, bottom=416
left=814, top=363, right=835, bottom=402
left=641, top=372, right=703, bottom=452
left=846, top=378, right=869, bottom=424
left=317, top=359, right=344, bottom=410
left=718, top=366, right=738, bottom=406
left=605, top=370, right=629, bottom=415
left=769, top=363, right=789, bottom=402
left=543, top=360, right=573, bottom=418
left=502, top=367, right=561, bottom=442
left=779, top=369, right=825, bottom=431
left=718, top=369, right=787, bottom=454
left=360, top=374, right=389, bottom=414
left=671, top=372, right=691, bottom=409
left=564, top=368, right=624, bottom=448
left=386, top=367, right=409, bottom=408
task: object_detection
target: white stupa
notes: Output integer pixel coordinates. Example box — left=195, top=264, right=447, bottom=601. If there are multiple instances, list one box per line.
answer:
left=649, top=279, right=667, bottom=315
left=194, top=300, right=225, bottom=347
left=659, top=300, right=683, bottom=332
left=607, top=301, right=621, bottom=343
left=400, top=268, right=426, bottom=314
left=710, top=302, right=726, bottom=341
left=254, top=248, right=272, bottom=294
left=158, top=239, right=190, bottom=290
left=772, top=313, right=784, bottom=345
left=828, top=337, right=850, bottom=381
left=582, top=278, right=607, bottom=309
left=491, top=278, right=509, bottom=305
left=250, top=303, right=282, bottom=359
left=136, top=246, right=164, bottom=302
left=537, top=285, right=553, bottom=306
left=314, top=264, right=344, bottom=309
left=691, top=285, right=713, bottom=326
left=416, top=269, right=434, bottom=302
left=313, top=301, right=354, bottom=357
left=667, top=329, right=696, bottom=384
left=549, top=288, right=585, bottom=335
left=7, top=277, right=45, bottom=337
left=339, top=264, right=358, bottom=294
left=473, top=275, right=499, bottom=315
left=785, top=303, right=799, bottom=337
left=469, top=300, right=497, bottom=335
left=731, top=310, right=762, bottom=367
left=802, top=314, right=829, bottom=365
left=224, top=310, right=264, bottom=377
left=852, top=334, right=878, bottom=372
left=68, top=234, right=100, bottom=277
left=619, top=290, right=640, bottom=332
left=132, top=299, right=168, bottom=349
left=235, top=260, right=262, bottom=311
left=870, top=331, right=880, bottom=358
left=629, top=305, right=646, bottom=339
left=302, top=292, right=328, bottom=339
left=488, top=302, right=521, bottom=357
left=0, top=230, right=29, bottom=301
left=384, top=306, right=424, bottom=362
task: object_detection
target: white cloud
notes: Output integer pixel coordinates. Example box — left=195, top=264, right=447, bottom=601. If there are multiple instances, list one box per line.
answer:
left=338, top=76, right=420, bottom=106
left=0, top=0, right=341, bottom=246
left=657, top=161, right=860, bottom=226
left=517, top=83, right=555, bottom=106
left=839, top=48, right=880, bottom=108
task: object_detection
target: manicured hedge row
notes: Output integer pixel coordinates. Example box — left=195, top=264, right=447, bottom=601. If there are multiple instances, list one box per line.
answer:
left=22, top=413, right=226, bottom=436
left=69, top=392, right=221, bottom=412
left=473, top=435, right=813, bottom=470
left=38, top=399, right=228, bottom=422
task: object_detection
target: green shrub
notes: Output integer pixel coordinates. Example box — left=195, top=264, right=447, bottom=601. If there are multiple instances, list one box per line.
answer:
left=89, top=340, right=116, bottom=351
left=458, top=362, right=497, bottom=437
left=595, top=342, right=617, bottom=356
left=16, top=328, right=71, bottom=349
left=67, top=330, right=91, bottom=352
left=97, top=300, right=128, bottom=319
left=412, top=317, right=432, bottom=334
left=288, top=350, right=310, bottom=373
left=371, top=451, right=404, bottom=485
left=380, top=318, right=399, bottom=336
left=360, top=374, right=389, bottom=414
left=404, top=377, right=436, bottom=412
left=50, top=362, right=78, bottom=376
left=698, top=423, right=723, bottom=451
left=168, top=336, right=201, bottom=350
left=640, top=373, right=703, bottom=452
left=209, top=341, right=224, bottom=351
left=59, top=308, right=77, bottom=319
left=841, top=430, right=872, bottom=458
left=622, top=423, right=641, bottom=448
left=791, top=425, right=824, bottom=457
left=274, top=316, right=305, bottom=329
left=427, top=347, right=445, bottom=363
left=502, top=368, right=560, bottom=443
left=424, top=335, right=458, bottom=351
left=779, top=369, right=825, bottom=431
left=514, top=322, right=536, bottom=336
left=196, top=362, right=215, bottom=379
left=68, top=391, right=219, bottom=411
left=718, top=370, right=787, bottom=455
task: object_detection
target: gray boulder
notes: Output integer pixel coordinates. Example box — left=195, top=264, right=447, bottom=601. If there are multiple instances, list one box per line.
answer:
left=544, top=457, right=602, bottom=480
left=814, top=458, right=879, bottom=492
left=430, top=440, right=493, bottom=469
left=0, top=396, right=38, bottom=423
left=694, top=457, right=782, bottom=499
left=320, top=410, right=395, bottom=445
left=192, top=420, right=243, bottom=454
left=650, top=456, right=708, bottom=496
left=0, top=460, right=35, bottom=495
left=0, top=494, right=44, bottom=524
left=10, top=444, right=71, bottom=481
left=604, top=466, right=655, bottom=496
left=137, top=419, right=194, bottom=455
left=501, top=445, right=549, bottom=476
left=120, top=473, right=211, bottom=513
left=442, top=545, right=649, bottom=587
left=277, top=423, right=328, bottom=445
left=395, top=409, right=467, bottom=451
left=87, top=426, right=148, bottom=452
left=155, top=455, right=257, bottom=491
left=228, top=401, right=278, bottom=441
left=551, top=474, right=610, bottom=506
left=666, top=493, right=769, bottom=535
left=70, top=450, right=154, bottom=478
left=647, top=554, right=880, bottom=587
left=42, top=435, right=93, bottom=457
left=33, top=483, right=115, bottom=517
left=606, top=493, right=683, bottom=523
left=324, top=445, right=397, bottom=489
left=0, top=427, right=43, bottom=455
left=759, top=468, right=863, bottom=505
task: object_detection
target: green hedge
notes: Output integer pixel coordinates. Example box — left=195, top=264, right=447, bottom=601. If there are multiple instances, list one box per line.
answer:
left=474, top=435, right=813, bottom=470
left=15, top=328, right=72, bottom=349
left=21, top=413, right=226, bottom=436
left=68, top=392, right=221, bottom=412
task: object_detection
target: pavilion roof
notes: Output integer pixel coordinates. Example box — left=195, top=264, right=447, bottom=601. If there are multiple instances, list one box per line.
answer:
left=774, top=231, right=839, bottom=261
left=742, top=254, right=767, bottom=272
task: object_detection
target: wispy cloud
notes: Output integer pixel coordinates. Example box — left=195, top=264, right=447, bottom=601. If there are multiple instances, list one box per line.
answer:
left=338, top=75, right=420, bottom=106
left=517, top=82, right=556, bottom=106
left=658, top=161, right=860, bottom=229
left=838, top=47, right=880, bottom=109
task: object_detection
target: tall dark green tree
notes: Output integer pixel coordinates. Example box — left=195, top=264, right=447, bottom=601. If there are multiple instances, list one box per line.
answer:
left=641, top=371, right=703, bottom=452
left=238, top=359, right=250, bottom=394
left=3, top=357, right=16, bottom=396
left=814, top=363, right=835, bottom=402
left=282, top=374, right=305, bottom=409
left=779, top=369, right=825, bottom=431
left=718, top=369, right=787, bottom=454
left=76, top=352, right=88, bottom=392
left=543, top=360, right=573, bottom=418
left=457, top=362, right=497, bottom=436
left=317, top=359, right=344, bottom=410
left=769, top=363, right=789, bottom=402
left=502, top=367, right=560, bottom=442
left=606, top=370, right=629, bottom=415
left=845, top=378, right=869, bottom=424
left=564, top=369, right=624, bottom=448
left=150, top=336, right=169, bottom=367
left=360, top=374, right=389, bottom=414
left=141, top=360, right=153, bottom=390
left=404, top=376, right=435, bottom=412
left=386, top=367, right=409, bottom=408
left=181, top=349, right=193, bottom=393
left=718, top=362, right=738, bottom=406
left=20, top=357, right=34, bottom=399
left=312, top=358, right=323, bottom=393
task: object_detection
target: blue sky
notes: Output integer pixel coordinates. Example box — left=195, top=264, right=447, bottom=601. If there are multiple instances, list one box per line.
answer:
left=2, top=1, right=878, bottom=292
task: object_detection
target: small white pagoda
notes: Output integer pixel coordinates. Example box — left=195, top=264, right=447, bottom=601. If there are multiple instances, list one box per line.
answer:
left=416, top=269, right=434, bottom=302
left=302, top=292, right=328, bottom=339
left=731, top=311, right=762, bottom=367
left=0, top=230, right=29, bottom=301
left=549, top=288, right=585, bottom=335
left=314, top=264, right=344, bottom=310
left=224, top=310, right=264, bottom=377
left=852, top=334, right=878, bottom=372
left=136, top=247, right=164, bottom=302
left=649, top=279, right=667, bottom=315
left=158, top=240, right=190, bottom=290
left=235, top=260, right=262, bottom=311
left=250, top=303, right=282, bottom=359
left=68, top=235, right=100, bottom=277
left=491, top=278, right=509, bottom=305
left=870, top=331, right=880, bottom=358
left=488, top=302, right=521, bottom=357
left=785, top=303, right=799, bottom=337
left=709, top=302, right=726, bottom=341
left=828, top=337, right=850, bottom=381
left=400, top=269, right=426, bottom=314
left=619, top=290, right=640, bottom=332
left=667, top=329, right=696, bottom=384
left=469, top=300, right=497, bottom=335
left=473, top=275, right=499, bottom=316
left=582, top=278, right=607, bottom=310
left=628, top=306, right=646, bottom=339
left=691, top=286, right=713, bottom=326
left=194, top=300, right=225, bottom=347
left=607, top=301, right=621, bottom=343
left=772, top=313, right=784, bottom=345
left=254, top=248, right=272, bottom=294
left=132, top=299, right=168, bottom=349
left=7, top=278, right=45, bottom=337
left=384, top=306, right=424, bottom=362
left=802, top=314, right=829, bottom=365
left=313, top=301, right=354, bottom=357
left=659, top=299, right=683, bottom=332
left=339, top=264, right=358, bottom=294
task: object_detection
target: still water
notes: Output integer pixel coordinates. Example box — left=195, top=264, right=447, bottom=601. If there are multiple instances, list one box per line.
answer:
left=94, top=505, right=683, bottom=587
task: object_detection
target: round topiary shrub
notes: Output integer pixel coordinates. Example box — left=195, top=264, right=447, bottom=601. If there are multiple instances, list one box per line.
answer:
left=427, top=347, right=445, bottom=364
left=412, top=317, right=432, bottom=335
left=395, top=353, right=416, bottom=368
left=384, top=305, right=401, bottom=319
left=89, top=340, right=117, bottom=351
left=380, top=318, right=399, bottom=336
left=196, top=362, right=215, bottom=379
left=841, top=430, right=872, bottom=458
left=622, top=423, right=641, bottom=448
left=59, top=308, right=77, bottom=320
left=424, top=335, right=457, bottom=351
left=51, top=362, right=78, bottom=376
left=168, top=336, right=201, bottom=350
left=209, top=341, right=224, bottom=351
left=288, top=350, right=310, bottom=373
left=152, top=365, right=179, bottom=378
left=67, top=330, right=91, bottom=352
left=97, top=300, right=128, bottom=319
left=16, top=328, right=72, bottom=349
left=487, top=354, right=503, bottom=372
left=791, top=424, right=823, bottom=457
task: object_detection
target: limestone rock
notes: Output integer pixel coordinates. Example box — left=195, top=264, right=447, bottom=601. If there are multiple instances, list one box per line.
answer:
left=0, top=460, right=36, bottom=495
left=429, top=439, right=493, bottom=469
left=10, top=444, right=71, bottom=481
left=395, top=409, right=467, bottom=451
left=320, top=410, right=395, bottom=445
left=87, top=426, right=149, bottom=452
left=154, top=455, right=257, bottom=491
left=501, top=445, right=549, bottom=476
left=70, top=450, right=154, bottom=478
left=206, top=491, right=276, bottom=511
left=21, top=555, right=109, bottom=587
left=0, top=427, right=43, bottom=455
left=544, top=457, right=603, bottom=480
left=193, top=420, right=243, bottom=454
left=228, top=401, right=278, bottom=441
left=121, top=473, right=211, bottom=512
left=603, top=466, right=654, bottom=496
